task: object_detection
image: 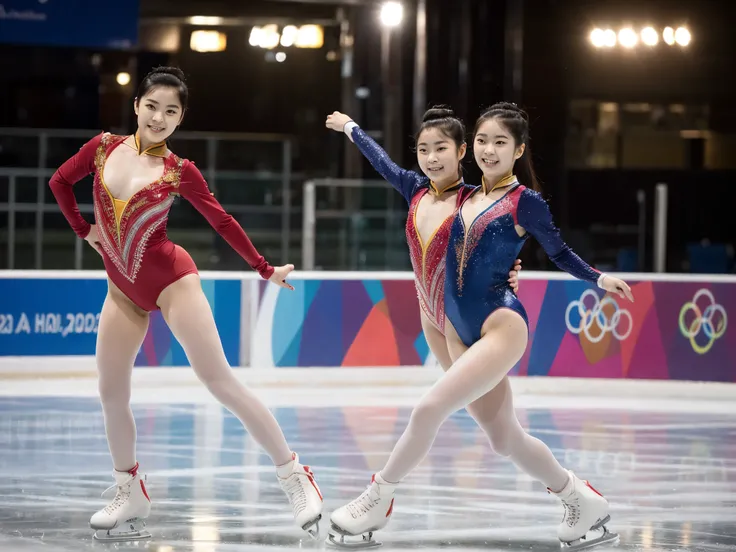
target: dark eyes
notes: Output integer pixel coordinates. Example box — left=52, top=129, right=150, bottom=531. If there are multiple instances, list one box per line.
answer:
left=146, top=104, right=178, bottom=116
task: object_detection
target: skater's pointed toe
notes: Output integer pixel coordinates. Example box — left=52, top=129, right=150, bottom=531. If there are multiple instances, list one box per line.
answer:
left=329, top=505, right=353, bottom=531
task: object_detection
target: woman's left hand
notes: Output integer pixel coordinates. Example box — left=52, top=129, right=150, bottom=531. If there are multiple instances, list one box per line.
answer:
left=599, top=274, right=634, bottom=302
left=508, top=258, right=522, bottom=293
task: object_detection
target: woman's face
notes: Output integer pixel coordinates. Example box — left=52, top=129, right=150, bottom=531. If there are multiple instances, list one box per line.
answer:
left=416, top=127, right=466, bottom=186
left=134, top=86, right=184, bottom=144
left=473, top=117, right=524, bottom=181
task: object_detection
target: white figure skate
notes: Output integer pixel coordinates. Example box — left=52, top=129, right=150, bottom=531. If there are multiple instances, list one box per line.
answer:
left=277, top=452, right=324, bottom=539
left=550, top=471, right=619, bottom=550
left=90, top=462, right=151, bottom=541
left=327, top=473, right=397, bottom=549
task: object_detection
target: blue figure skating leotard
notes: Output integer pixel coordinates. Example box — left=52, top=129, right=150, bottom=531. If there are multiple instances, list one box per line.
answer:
left=445, top=178, right=601, bottom=347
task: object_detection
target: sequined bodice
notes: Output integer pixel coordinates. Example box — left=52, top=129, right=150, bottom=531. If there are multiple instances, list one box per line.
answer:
left=450, top=185, right=525, bottom=297
left=93, top=134, right=184, bottom=283
left=405, top=189, right=462, bottom=332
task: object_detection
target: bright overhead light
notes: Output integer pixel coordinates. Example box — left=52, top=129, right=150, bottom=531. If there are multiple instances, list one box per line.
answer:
left=257, top=24, right=280, bottom=49
left=675, top=26, right=691, bottom=46
left=188, top=16, right=224, bottom=26
left=116, top=72, right=131, bottom=86
left=275, top=52, right=287, bottom=63
left=295, top=25, right=324, bottom=48
left=618, top=28, right=638, bottom=48
left=280, top=25, right=298, bottom=47
left=380, top=2, right=403, bottom=27
left=641, top=27, right=658, bottom=46
left=663, top=27, right=675, bottom=45
left=590, top=28, right=605, bottom=48
left=249, top=27, right=262, bottom=47
left=589, top=28, right=616, bottom=47
left=602, top=29, right=616, bottom=47
left=190, top=30, right=226, bottom=52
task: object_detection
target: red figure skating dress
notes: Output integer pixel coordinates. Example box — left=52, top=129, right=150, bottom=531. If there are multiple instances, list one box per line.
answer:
left=50, top=132, right=274, bottom=311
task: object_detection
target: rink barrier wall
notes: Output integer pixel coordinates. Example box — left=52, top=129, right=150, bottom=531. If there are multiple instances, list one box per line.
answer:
left=0, top=270, right=733, bottom=382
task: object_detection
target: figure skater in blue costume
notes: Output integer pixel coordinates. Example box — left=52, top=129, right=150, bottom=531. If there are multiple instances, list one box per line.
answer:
left=329, top=103, right=633, bottom=551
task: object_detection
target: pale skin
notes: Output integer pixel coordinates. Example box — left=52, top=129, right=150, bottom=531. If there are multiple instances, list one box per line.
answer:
left=327, top=110, right=527, bottom=443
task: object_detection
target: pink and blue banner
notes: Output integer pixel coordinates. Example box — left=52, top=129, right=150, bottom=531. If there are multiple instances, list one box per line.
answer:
left=252, top=277, right=733, bottom=382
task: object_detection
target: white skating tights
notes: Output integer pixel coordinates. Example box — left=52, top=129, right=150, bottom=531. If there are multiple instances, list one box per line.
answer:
left=96, top=280, right=293, bottom=472
left=380, top=318, right=569, bottom=491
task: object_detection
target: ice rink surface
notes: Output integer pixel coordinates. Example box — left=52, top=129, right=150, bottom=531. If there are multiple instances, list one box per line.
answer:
left=0, top=367, right=734, bottom=551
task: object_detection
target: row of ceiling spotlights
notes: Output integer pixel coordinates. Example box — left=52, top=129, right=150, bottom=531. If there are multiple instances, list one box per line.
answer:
left=590, top=26, right=691, bottom=48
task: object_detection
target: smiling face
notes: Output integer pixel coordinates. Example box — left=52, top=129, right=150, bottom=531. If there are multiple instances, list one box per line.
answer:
left=416, top=127, right=467, bottom=187
left=473, top=117, right=525, bottom=182
left=134, top=86, right=184, bottom=145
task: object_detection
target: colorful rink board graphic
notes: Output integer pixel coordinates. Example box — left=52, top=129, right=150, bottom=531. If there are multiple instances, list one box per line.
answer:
left=251, top=277, right=733, bottom=381
left=0, top=272, right=733, bottom=381
left=250, top=279, right=429, bottom=368
left=515, top=279, right=732, bottom=382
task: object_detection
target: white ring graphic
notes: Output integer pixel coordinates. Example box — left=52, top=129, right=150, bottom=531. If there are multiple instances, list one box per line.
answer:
left=565, top=289, right=633, bottom=343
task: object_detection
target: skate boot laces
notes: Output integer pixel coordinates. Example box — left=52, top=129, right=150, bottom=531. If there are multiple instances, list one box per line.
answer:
left=101, top=478, right=133, bottom=515
left=561, top=495, right=581, bottom=527
left=100, top=471, right=144, bottom=514
left=346, top=486, right=380, bottom=519
left=282, top=473, right=308, bottom=514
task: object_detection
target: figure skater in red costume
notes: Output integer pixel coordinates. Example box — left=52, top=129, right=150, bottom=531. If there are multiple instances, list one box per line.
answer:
left=49, top=66, right=323, bottom=541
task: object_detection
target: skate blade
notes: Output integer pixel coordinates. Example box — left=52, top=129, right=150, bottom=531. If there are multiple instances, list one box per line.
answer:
left=92, top=518, right=151, bottom=542
left=302, top=514, right=322, bottom=540
left=326, top=526, right=382, bottom=549
left=93, top=529, right=152, bottom=542
left=561, top=527, right=619, bottom=551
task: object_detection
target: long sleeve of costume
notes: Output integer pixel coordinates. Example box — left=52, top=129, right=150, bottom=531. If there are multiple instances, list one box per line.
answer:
left=348, top=125, right=425, bottom=205
left=179, top=161, right=274, bottom=279
left=517, top=188, right=600, bottom=283
left=48, top=133, right=103, bottom=239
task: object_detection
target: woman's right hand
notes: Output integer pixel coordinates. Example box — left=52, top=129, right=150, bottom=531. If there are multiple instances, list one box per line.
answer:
left=84, top=224, right=103, bottom=256
left=325, top=111, right=353, bottom=132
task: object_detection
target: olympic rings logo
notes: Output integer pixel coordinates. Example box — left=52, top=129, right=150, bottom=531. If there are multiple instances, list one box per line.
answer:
left=565, top=289, right=633, bottom=343
left=678, top=289, right=727, bottom=354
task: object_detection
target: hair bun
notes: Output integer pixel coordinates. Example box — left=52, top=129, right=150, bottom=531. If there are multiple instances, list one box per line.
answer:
left=148, top=66, right=186, bottom=82
left=486, top=102, right=528, bottom=120
left=422, top=105, right=455, bottom=123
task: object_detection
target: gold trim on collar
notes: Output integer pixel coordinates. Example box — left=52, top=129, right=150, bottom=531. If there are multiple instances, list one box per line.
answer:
left=482, top=173, right=517, bottom=195
left=134, top=131, right=167, bottom=157
left=429, top=178, right=463, bottom=196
